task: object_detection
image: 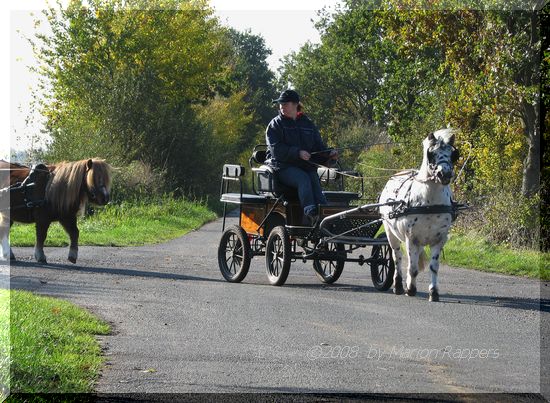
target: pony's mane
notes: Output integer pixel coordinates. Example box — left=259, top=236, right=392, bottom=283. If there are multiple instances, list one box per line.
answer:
left=47, top=159, right=111, bottom=214
left=433, top=128, right=455, bottom=144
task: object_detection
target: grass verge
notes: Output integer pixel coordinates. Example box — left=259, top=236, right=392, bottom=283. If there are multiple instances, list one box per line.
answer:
left=9, top=197, right=217, bottom=247
left=0, top=291, right=8, bottom=399
left=1, top=289, right=109, bottom=394
left=442, top=232, right=549, bottom=281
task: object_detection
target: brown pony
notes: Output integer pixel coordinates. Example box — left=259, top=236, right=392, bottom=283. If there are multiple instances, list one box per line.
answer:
left=0, top=159, right=112, bottom=264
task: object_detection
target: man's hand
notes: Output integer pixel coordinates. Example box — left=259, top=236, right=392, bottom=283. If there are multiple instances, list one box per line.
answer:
left=329, top=149, right=339, bottom=159
left=299, top=150, right=311, bottom=161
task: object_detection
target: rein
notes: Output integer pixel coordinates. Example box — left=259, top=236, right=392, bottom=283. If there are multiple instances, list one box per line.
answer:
left=309, top=141, right=399, bottom=156
left=452, top=141, right=472, bottom=184
left=306, top=160, right=363, bottom=179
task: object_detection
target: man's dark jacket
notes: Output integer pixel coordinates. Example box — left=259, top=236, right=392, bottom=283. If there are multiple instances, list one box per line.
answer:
left=265, top=112, right=328, bottom=171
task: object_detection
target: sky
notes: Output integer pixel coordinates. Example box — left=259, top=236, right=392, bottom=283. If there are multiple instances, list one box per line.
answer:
left=2, top=0, right=343, bottom=159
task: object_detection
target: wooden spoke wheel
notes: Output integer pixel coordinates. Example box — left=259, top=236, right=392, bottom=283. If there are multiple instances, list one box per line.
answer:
left=312, top=243, right=345, bottom=284
left=265, top=226, right=291, bottom=286
left=218, top=225, right=251, bottom=283
left=370, top=233, right=395, bottom=291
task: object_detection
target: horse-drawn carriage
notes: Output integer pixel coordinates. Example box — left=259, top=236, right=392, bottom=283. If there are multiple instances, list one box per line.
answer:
left=217, top=144, right=399, bottom=289
left=218, top=129, right=467, bottom=301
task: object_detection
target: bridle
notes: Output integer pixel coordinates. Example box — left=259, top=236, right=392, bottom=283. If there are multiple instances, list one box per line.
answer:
left=425, top=142, right=460, bottom=184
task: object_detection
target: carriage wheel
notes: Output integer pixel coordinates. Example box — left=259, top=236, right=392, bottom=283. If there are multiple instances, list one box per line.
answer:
left=370, top=233, right=395, bottom=291
left=265, top=226, right=291, bottom=286
left=218, top=225, right=251, bottom=283
left=312, top=243, right=345, bottom=284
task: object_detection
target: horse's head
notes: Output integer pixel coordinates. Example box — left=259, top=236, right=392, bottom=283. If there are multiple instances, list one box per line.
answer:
left=422, top=129, right=459, bottom=185
left=85, top=159, right=112, bottom=205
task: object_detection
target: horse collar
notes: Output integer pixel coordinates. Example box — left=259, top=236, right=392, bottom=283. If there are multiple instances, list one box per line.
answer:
left=388, top=171, right=457, bottom=220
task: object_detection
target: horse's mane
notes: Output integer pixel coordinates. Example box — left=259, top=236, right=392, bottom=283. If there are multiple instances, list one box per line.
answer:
left=47, top=159, right=111, bottom=215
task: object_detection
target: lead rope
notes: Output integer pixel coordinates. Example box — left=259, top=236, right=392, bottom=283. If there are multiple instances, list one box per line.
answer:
left=305, top=160, right=363, bottom=179
left=452, top=141, right=472, bottom=184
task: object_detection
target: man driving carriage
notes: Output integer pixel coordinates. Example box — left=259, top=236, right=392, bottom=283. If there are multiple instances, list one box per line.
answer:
left=265, top=89, right=338, bottom=225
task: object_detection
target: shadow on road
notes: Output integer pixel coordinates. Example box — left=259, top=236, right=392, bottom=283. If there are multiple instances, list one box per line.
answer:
left=283, top=282, right=380, bottom=294
left=442, top=293, right=549, bottom=313
left=5, top=261, right=548, bottom=313
left=7, top=260, right=225, bottom=284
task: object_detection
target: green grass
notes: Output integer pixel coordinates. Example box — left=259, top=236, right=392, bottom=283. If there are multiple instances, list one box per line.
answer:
left=9, top=197, right=217, bottom=247
left=0, top=291, right=8, bottom=399
left=442, top=232, right=549, bottom=280
left=0, top=289, right=109, bottom=394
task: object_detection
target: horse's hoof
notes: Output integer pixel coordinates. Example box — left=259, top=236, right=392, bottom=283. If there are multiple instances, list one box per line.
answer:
left=37, top=258, right=47, bottom=264
left=429, top=290, right=440, bottom=302
left=406, top=286, right=417, bottom=297
left=68, top=256, right=77, bottom=264
left=10, top=253, right=16, bottom=261
left=394, top=284, right=404, bottom=295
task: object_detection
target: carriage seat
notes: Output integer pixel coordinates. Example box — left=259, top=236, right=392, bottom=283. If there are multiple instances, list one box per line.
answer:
left=250, top=150, right=299, bottom=201
left=252, top=165, right=299, bottom=201
left=219, top=164, right=269, bottom=205
left=251, top=151, right=360, bottom=206
left=220, top=193, right=267, bottom=205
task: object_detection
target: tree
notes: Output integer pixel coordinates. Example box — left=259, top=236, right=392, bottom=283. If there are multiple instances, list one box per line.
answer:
left=278, top=2, right=449, bottom=160
left=278, top=1, right=543, bottom=247
left=31, top=0, right=256, bottom=198
left=226, top=28, right=276, bottom=126
left=382, top=4, right=541, bottom=196
left=279, top=5, right=391, bottom=135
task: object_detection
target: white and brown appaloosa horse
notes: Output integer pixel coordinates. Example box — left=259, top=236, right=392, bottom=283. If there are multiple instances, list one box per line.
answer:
left=379, top=129, right=459, bottom=302
left=0, top=159, right=112, bottom=264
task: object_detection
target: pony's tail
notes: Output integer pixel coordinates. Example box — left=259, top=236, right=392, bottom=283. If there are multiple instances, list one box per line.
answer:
left=418, top=247, right=429, bottom=272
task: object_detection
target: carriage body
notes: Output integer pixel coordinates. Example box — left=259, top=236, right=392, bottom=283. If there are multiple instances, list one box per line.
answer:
left=217, top=145, right=396, bottom=289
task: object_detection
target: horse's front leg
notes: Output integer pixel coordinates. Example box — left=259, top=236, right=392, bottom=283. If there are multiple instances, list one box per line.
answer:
left=35, top=220, right=51, bottom=264
left=386, top=229, right=404, bottom=295
left=60, top=215, right=79, bottom=264
left=405, top=239, right=422, bottom=297
left=0, top=219, right=10, bottom=261
left=428, top=242, right=445, bottom=302
left=9, top=220, right=14, bottom=260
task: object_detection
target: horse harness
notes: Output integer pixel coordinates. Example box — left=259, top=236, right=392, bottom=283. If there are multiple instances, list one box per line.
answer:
left=386, top=171, right=461, bottom=221
left=1, top=164, right=51, bottom=213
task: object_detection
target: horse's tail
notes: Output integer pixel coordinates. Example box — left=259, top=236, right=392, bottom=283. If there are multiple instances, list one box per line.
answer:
left=418, top=247, right=429, bottom=272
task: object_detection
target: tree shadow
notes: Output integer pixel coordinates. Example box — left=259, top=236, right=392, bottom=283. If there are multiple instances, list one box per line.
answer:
left=282, top=282, right=380, bottom=294
left=440, top=292, right=549, bottom=313
left=7, top=260, right=224, bottom=284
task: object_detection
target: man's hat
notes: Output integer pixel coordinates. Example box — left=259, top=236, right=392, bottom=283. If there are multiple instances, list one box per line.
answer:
left=272, top=89, right=300, bottom=104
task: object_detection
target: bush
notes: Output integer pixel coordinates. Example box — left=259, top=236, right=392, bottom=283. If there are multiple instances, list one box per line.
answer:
left=455, top=190, right=540, bottom=250
left=109, top=161, right=167, bottom=204
left=355, top=144, right=405, bottom=202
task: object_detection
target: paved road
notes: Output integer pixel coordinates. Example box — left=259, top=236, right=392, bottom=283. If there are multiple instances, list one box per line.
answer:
left=4, top=214, right=548, bottom=395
